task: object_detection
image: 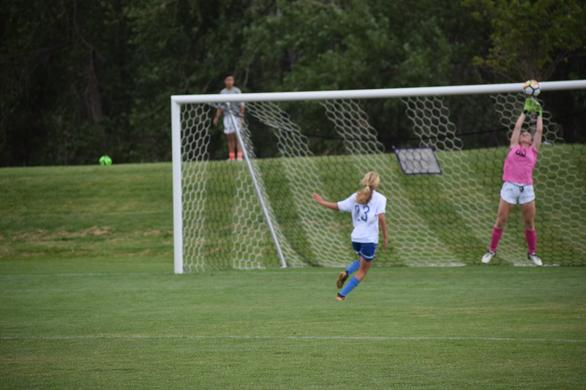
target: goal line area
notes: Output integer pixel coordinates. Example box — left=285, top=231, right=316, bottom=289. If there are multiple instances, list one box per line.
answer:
left=170, top=80, right=586, bottom=272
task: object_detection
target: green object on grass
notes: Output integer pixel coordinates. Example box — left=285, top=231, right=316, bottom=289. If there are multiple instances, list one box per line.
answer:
left=99, top=155, right=113, bottom=166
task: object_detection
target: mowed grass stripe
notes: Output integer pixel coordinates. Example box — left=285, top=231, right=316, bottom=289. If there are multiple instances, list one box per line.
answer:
left=3, top=334, right=586, bottom=344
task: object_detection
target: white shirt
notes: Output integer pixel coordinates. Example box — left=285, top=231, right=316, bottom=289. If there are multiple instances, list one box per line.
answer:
left=220, top=87, right=244, bottom=115
left=337, top=190, right=387, bottom=243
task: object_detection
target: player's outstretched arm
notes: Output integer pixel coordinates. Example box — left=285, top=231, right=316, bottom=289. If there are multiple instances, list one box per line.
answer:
left=312, top=193, right=339, bottom=210
left=524, top=97, right=544, bottom=151
left=510, top=111, right=525, bottom=147
left=378, top=213, right=388, bottom=249
left=533, top=114, right=543, bottom=151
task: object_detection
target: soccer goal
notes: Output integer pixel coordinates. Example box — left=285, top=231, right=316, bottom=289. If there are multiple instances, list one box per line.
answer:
left=171, top=80, right=586, bottom=272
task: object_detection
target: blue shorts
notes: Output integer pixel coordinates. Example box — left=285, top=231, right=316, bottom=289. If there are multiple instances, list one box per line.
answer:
left=352, top=242, right=378, bottom=261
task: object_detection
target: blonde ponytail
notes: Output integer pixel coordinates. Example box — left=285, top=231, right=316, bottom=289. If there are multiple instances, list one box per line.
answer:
left=356, top=171, right=380, bottom=204
left=356, top=186, right=372, bottom=205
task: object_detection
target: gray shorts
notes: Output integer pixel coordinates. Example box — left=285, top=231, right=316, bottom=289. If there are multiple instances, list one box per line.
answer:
left=223, top=116, right=242, bottom=135
left=500, top=181, right=535, bottom=205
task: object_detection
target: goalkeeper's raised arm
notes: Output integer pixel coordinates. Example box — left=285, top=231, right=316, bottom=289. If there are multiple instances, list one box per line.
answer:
left=510, top=97, right=543, bottom=149
left=526, top=98, right=544, bottom=151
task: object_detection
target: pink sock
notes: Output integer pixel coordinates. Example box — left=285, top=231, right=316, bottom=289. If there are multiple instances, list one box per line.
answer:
left=489, top=227, right=504, bottom=252
left=525, top=229, right=537, bottom=254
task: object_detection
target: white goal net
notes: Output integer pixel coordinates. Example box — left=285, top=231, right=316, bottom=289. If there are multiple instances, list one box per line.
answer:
left=171, top=81, right=586, bottom=272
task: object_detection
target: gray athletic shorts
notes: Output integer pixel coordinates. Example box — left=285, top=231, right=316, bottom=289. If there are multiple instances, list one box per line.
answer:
left=500, top=181, right=535, bottom=205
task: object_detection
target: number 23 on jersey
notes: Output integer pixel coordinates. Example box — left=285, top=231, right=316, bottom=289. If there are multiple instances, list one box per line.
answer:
left=354, top=204, right=370, bottom=222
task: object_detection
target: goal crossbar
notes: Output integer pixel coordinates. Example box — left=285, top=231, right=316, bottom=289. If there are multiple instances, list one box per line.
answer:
left=172, top=80, right=586, bottom=104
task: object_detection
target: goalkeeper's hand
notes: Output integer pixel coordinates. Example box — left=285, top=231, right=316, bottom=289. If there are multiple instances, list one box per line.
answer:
left=524, top=98, right=542, bottom=117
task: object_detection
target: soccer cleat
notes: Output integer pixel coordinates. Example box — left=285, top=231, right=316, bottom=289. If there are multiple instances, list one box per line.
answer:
left=481, top=250, right=496, bottom=264
left=336, top=293, right=345, bottom=302
left=528, top=253, right=543, bottom=266
left=336, top=271, right=349, bottom=289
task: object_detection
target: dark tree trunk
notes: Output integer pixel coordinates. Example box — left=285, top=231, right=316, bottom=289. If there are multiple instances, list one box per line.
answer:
left=85, top=49, right=103, bottom=122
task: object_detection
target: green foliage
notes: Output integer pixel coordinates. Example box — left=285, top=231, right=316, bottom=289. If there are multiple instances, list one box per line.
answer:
left=465, top=0, right=586, bottom=80
left=0, top=0, right=584, bottom=165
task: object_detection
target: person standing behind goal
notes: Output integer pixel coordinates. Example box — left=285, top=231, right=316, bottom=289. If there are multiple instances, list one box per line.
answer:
left=213, top=74, right=245, bottom=161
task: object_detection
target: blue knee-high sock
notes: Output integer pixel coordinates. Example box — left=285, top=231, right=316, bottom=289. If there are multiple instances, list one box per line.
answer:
left=345, top=260, right=360, bottom=275
left=339, top=276, right=360, bottom=297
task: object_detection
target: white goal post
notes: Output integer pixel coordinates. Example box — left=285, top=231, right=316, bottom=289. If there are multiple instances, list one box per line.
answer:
left=171, top=80, right=586, bottom=273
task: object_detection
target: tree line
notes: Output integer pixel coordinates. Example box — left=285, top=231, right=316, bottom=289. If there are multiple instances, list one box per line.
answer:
left=1, top=0, right=585, bottom=166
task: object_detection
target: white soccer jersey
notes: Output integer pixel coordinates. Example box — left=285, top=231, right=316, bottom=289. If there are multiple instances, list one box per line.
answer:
left=220, top=87, right=244, bottom=115
left=337, top=190, right=387, bottom=243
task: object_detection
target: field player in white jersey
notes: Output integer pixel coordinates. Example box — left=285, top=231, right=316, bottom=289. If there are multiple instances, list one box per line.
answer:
left=312, top=171, right=388, bottom=301
left=213, top=74, right=245, bottom=161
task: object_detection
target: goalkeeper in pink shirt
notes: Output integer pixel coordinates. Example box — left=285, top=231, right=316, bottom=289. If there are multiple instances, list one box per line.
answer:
left=482, top=96, right=544, bottom=266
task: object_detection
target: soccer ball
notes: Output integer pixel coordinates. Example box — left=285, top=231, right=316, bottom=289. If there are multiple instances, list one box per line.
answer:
left=99, top=155, right=112, bottom=166
left=523, top=80, right=541, bottom=97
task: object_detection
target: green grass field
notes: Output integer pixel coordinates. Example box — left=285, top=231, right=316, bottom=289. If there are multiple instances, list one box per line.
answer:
left=1, top=157, right=586, bottom=388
